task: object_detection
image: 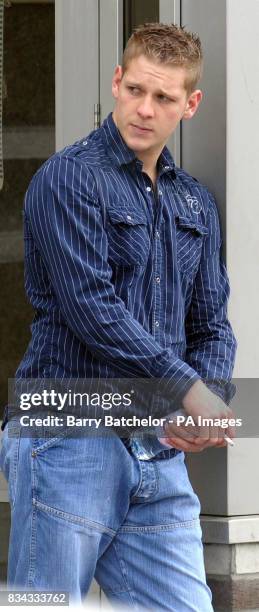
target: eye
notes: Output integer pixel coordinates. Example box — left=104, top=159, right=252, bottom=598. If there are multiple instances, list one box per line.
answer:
left=127, top=86, right=141, bottom=95
left=157, top=94, right=171, bottom=103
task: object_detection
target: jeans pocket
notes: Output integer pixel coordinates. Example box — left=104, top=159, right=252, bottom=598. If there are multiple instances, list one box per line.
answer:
left=31, top=432, right=68, bottom=454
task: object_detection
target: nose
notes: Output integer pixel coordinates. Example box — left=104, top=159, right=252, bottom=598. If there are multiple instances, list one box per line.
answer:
left=137, top=95, right=155, bottom=119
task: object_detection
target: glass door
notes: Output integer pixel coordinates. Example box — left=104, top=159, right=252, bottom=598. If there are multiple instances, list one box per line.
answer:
left=123, top=0, right=160, bottom=42
left=99, top=0, right=181, bottom=163
left=0, top=0, right=181, bottom=441
left=0, top=0, right=56, bottom=580
left=0, top=0, right=55, bottom=413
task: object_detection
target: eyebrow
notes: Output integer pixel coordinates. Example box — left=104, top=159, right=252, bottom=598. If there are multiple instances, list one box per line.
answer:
left=125, top=81, right=178, bottom=99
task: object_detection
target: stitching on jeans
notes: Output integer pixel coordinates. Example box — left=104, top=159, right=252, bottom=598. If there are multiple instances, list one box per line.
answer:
left=131, top=460, right=159, bottom=502
left=129, top=456, right=143, bottom=500
left=28, top=506, right=37, bottom=588
left=118, top=519, right=200, bottom=533
left=5, top=424, right=22, bottom=511
left=32, top=433, right=67, bottom=453
left=32, top=498, right=116, bottom=537
left=111, top=540, right=138, bottom=606
left=152, top=460, right=159, bottom=497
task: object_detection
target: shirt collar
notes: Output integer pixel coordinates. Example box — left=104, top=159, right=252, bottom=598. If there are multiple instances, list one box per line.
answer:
left=101, top=112, right=176, bottom=176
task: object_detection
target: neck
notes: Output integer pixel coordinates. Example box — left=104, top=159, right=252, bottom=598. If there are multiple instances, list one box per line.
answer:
left=137, top=152, right=160, bottom=187
left=142, top=164, right=157, bottom=188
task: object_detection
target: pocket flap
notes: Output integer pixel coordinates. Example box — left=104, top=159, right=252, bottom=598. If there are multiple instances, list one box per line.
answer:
left=107, top=207, right=147, bottom=226
left=175, top=215, right=208, bottom=236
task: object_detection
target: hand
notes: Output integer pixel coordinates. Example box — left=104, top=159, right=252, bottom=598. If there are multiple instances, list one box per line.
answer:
left=159, top=380, right=235, bottom=453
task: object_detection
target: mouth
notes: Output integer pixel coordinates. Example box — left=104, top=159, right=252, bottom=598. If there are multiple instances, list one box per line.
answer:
left=130, top=124, right=153, bottom=133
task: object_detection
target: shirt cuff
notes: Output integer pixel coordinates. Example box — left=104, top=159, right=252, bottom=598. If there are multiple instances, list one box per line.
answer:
left=154, top=355, right=201, bottom=408
left=203, top=380, right=236, bottom=405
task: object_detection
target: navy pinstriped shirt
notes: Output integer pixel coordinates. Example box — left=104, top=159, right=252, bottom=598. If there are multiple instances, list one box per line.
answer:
left=8, top=113, right=237, bottom=457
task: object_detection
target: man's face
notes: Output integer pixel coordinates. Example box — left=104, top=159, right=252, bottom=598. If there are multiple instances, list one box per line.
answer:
left=112, top=55, right=202, bottom=165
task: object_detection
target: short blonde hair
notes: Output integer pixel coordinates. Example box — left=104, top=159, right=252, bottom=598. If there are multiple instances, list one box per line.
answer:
left=122, top=23, right=203, bottom=94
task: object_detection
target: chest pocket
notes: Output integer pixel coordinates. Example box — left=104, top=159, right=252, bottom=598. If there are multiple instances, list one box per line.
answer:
left=106, top=207, right=150, bottom=267
left=175, top=215, right=208, bottom=280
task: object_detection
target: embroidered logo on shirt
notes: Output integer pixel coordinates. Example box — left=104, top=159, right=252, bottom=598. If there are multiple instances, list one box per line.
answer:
left=184, top=194, right=202, bottom=214
left=174, top=182, right=203, bottom=215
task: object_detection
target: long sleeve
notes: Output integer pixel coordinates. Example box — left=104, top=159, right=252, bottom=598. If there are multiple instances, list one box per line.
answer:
left=185, top=194, right=237, bottom=404
left=25, top=155, right=200, bottom=403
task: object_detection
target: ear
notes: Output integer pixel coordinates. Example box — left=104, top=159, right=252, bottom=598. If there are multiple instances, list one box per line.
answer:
left=112, top=65, right=123, bottom=99
left=182, top=90, right=203, bottom=120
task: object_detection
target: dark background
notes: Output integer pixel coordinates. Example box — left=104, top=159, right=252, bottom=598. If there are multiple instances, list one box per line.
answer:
left=0, top=3, right=55, bottom=415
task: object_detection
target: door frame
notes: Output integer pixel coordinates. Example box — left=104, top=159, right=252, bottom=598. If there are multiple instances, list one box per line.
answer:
left=55, top=0, right=99, bottom=149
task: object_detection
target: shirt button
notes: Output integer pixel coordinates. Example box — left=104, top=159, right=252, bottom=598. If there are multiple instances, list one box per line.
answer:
left=156, top=230, right=160, bottom=238
left=83, top=140, right=88, bottom=145
left=155, top=321, right=160, bottom=327
left=164, top=165, right=170, bottom=170
left=155, top=276, right=161, bottom=284
left=158, top=190, right=163, bottom=196
left=126, top=214, right=132, bottom=221
left=146, top=187, right=152, bottom=192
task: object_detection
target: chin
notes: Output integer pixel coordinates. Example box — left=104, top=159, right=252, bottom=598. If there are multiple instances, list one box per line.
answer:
left=128, top=141, right=149, bottom=153
left=125, top=132, right=150, bottom=148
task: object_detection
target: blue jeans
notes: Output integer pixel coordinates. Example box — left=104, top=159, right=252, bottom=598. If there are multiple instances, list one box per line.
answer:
left=0, top=421, right=213, bottom=611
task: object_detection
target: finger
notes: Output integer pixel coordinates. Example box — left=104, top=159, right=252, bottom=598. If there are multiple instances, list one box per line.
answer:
left=204, top=438, right=225, bottom=448
left=164, top=422, right=198, bottom=442
left=193, top=423, right=210, bottom=444
left=215, top=439, right=228, bottom=447
left=162, top=436, right=208, bottom=453
left=225, top=409, right=236, bottom=440
left=210, top=425, right=229, bottom=446
left=195, top=424, right=213, bottom=445
left=226, top=423, right=236, bottom=441
left=206, top=423, right=220, bottom=446
left=203, top=434, right=228, bottom=449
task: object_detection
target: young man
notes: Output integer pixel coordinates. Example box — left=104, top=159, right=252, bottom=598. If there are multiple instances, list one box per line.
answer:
left=0, top=23, right=237, bottom=610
